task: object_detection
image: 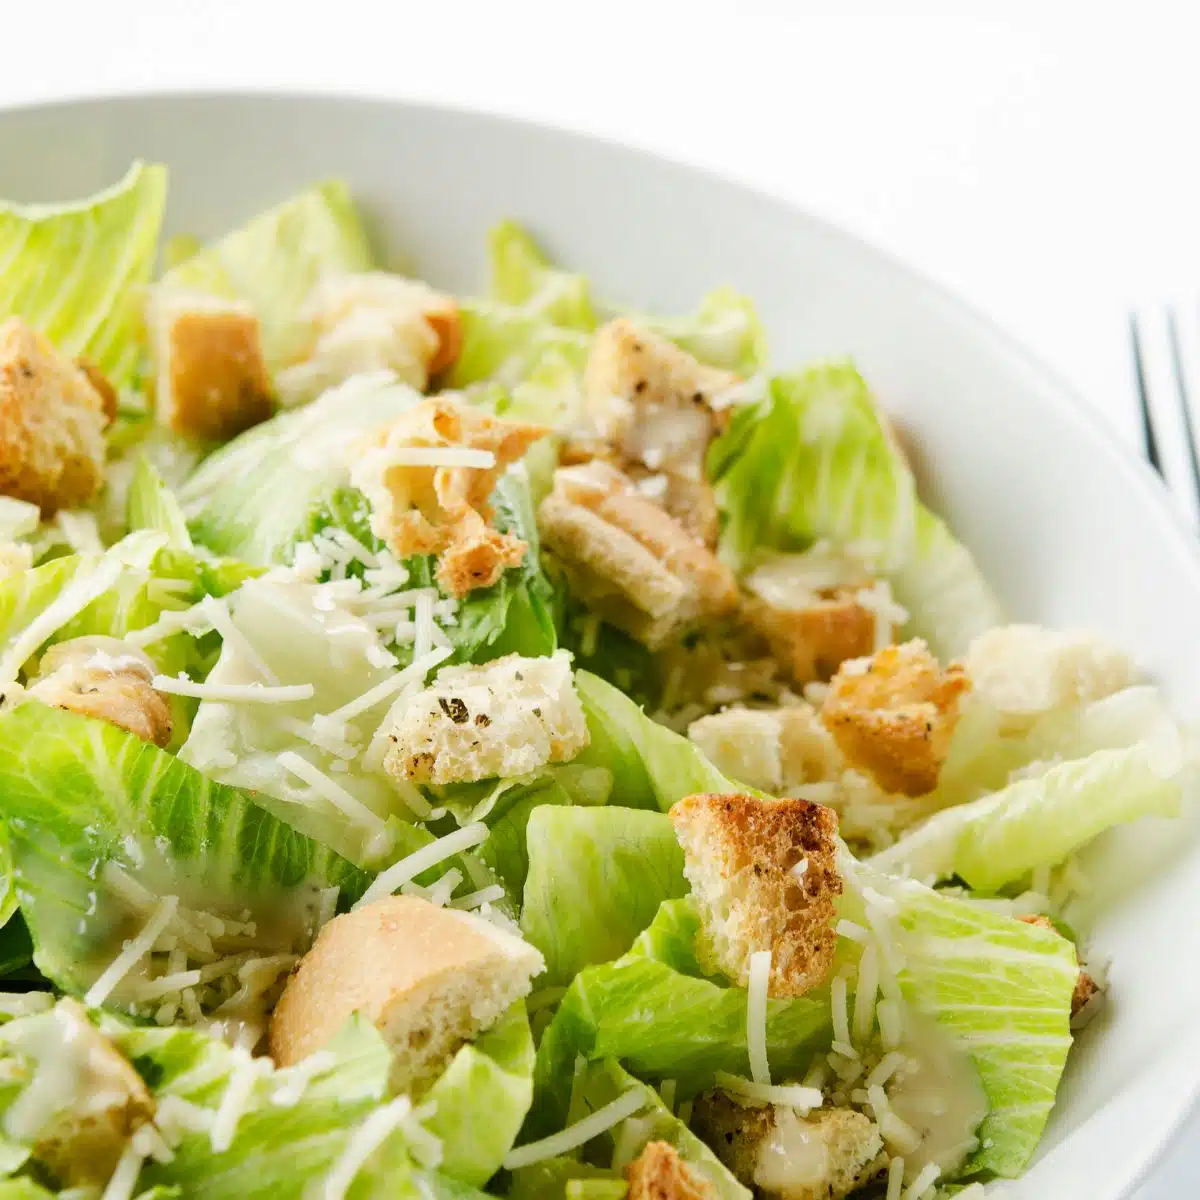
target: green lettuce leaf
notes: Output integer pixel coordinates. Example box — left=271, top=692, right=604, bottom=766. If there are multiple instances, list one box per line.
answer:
left=843, top=863, right=1078, bottom=1178
left=181, top=373, right=422, bottom=565
left=489, top=221, right=596, bottom=331
left=162, top=179, right=374, bottom=368
left=872, top=741, right=1182, bottom=891
left=521, top=807, right=687, bottom=986
left=710, top=365, right=1002, bottom=657
left=127, top=455, right=193, bottom=549
left=528, top=899, right=829, bottom=1136
left=0, top=161, right=167, bottom=387
left=0, top=1183, right=49, bottom=1199
left=0, top=702, right=368, bottom=1002
left=450, top=302, right=591, bottom=389
left=423, top=1003, right=535, bottom=1185
left=632, top=286, right=767, bottom=377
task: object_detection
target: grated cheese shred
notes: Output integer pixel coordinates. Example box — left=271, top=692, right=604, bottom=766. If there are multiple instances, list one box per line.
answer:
left=503, top=1088, right=646, bottom=1170
left=746, top=949, right=772, bottom=1085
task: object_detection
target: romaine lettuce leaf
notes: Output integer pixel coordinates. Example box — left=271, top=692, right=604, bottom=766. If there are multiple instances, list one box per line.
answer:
left=521, top=807, right=687, bottom=986
left=710, top=365, right=1002, bottom=657
left=0, top=702, right=368, bottom=1001
left=181, top=372, right=422, bottom=565
left=449, top=302, right=592, bottom=389
left=528, top=899, right=829, bottom=1136
left=127, top=456, right=193, bottom=549
left=489, top=221, right=597, bottom=331
left=872, top=741, right=1182, bottom=890
left=843, top=862, right=1078, bottom=1178
left=0, top=161, right=167, bottom=386
left=423, top=1003, right=535, bottom=1185
left=162, top=179, right=374, bottom=368
left=632, top=286, right=766, bottom=377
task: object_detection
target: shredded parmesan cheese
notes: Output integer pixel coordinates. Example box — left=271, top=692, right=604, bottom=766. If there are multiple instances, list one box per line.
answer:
left=886, top=1156, right=905, bottom=1200
left=323, top=1095, right=413, bottom=1200
left=503, top=1088, right=646, bottom=1170
left=211, top=1048, right=267, bottom=1152
left=319, top=645, right=452, bottom=724
left=903, top=1162, right=941, bottom=1199
left=100, top=1138, right=145, bottom=1200
left=714, top=1072, right=822, bottom=1113
left=278, top=751, right=388, bottom=833
left=86, top=896, right=180, bottom=1007
left=271, top=1050, right=338, bottom=1107
left=356, top=823, right=489, bottom=909
left=746, top=949, right=772, bottom=1085
left=152, top=676, right=315, bottom=704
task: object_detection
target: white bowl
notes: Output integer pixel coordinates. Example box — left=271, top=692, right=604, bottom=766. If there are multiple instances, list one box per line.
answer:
left=2, top=92, right=1197, bottom=1198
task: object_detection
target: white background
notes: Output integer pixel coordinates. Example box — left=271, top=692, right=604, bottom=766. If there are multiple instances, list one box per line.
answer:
left=5, top=1, right=1200, bottom=1192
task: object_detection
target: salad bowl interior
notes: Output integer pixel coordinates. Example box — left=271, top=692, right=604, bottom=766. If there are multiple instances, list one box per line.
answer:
left=0, top=91, right=1196, bottom=1197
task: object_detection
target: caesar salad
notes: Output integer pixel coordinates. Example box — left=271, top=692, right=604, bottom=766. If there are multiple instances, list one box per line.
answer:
left=0, top=161, right=1187, bottom=1200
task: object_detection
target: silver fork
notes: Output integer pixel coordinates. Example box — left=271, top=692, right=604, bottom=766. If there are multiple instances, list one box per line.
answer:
left=1130, top=305, right=1200, bottom=529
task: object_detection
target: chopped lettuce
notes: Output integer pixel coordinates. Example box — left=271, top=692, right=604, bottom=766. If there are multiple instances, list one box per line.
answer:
left=127, top=456, right=194, bottom=549
left=528, top=899, right=829, bottom=1135
left=162, top=179, right=374, bottom=368
left=423, top=1003, right=535, bottom=1185
left=710, top=365, right=1002, bottom=657
left=632, top=286, right=767, bottom=377
left=181, top=373, right=422, bottom=565
left=873, top=741, right=1182, bottom=890
left=489, top=221, right=597, bottom=331
left=450, top=301, right=592, bottom=389
left=0, top=702, right=368, bottom=1001
left=520, top=807, right=687, bottom=986
left=843, top=863, right=1078, bottom=1178
left=0, top=161, right=167, bottom=387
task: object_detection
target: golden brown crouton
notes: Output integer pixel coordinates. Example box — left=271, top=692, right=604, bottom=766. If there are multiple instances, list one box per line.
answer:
left=1016, top=915, right=1100, bottom=1018
left=538, top=460, right=738, bottom=649
left=74, top=358, right=118, bottom=425
left=669, top=793, right=842, bottom=998
left=821, top=640, right=970, bottom=797
left=268, top=895, right=543, bottom=1094
left=0, top=318, right=110, bottom=514
left=584, top=319, right=735, bottom=479
left=691, top=1092, right=883, bottom=1200
left=147, top=287, right=274, bottom=442
left=28, top=637, right=172, bottom=747
left=280, top=272, right=462, bottom=403
left=626, top=1141, right=714, bottom=1200
left=744, top=592, right=877, bottom=685
left=22, top=999, right=154, bottom=1186
left=350, top=396, right=547, bottom=596
left=382, top=650, right=588, bottom=786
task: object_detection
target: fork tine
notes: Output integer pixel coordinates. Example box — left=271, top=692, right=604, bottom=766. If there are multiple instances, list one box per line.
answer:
left=1166, top=305, right=1200, bottom=513
left=1130, top=311, right=1163, bottom=473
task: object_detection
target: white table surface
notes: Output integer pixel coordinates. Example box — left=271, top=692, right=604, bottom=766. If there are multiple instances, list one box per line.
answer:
left=4, top=1, right=1199, bottom=1192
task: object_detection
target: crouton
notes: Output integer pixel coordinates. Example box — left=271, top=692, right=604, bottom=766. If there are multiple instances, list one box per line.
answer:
left=688, top=705, right=846, bottom=796
left=27, top=637, right=172, bottom=747
left=538, top=461, right=738, bottom=648
left=1016, top=915, right=1100, bottom=1019
left=17, top=999, right=154, bottom=1186
left=268, top=895, right=543, bottom=1093
left=74, top=358, right=118, bottom=425
left=821, top=640, right=970, bottom=797
left=964, top=624, right=1137, bottom=724
left=626, top=1141, right=714, bottom=1200
left=350, top=395, right=547, bottom=596
left=668, top=793, right=842, bottom=997
left=382, top=650, right=588, bottom=786
left=147, top=287, right=273, bottom=442
left=278, top=272, right=462, bottom=404
left=583, top=319, right=735, bottom=479
left=691, top=1092, right=883, bottom=1200
left=0, top=318, right=110, bottom=514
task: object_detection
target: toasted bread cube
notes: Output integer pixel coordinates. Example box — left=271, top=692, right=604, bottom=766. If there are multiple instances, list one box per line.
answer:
left=538, top=461, right=738, bottom=649
left=20, top=999, right=154, bottom=1186
left=584, top=319, right=734, bottom=478
left=669, top=793, right=842, bottom=997
left=383, top=650, right=588, bottom=786
left=269, top=895, right=543, bottom=1093
left=75, top=358, right=119, bottom=424
left=147, top=287, right=273, bottom=442
left=0, top=318, right=109, bottom=514
left=745, top=593, right=877, bottom=685
left=626, top=1141, right=714, bottom=1200
left=688, top=705, right=845, bottom=795
left=279, top=272, right=462, bottom=403
left=28, top=637, right=172, bottom=747
left=1016, top=914, right=1100, bottom=1019
left=964, top=624, right=1137, bottom=722
left=350, top=396, right=547, bottom=596
left=821, top=640, right=970, bottom=797
left=691, top=1092, right=883, bottom=1200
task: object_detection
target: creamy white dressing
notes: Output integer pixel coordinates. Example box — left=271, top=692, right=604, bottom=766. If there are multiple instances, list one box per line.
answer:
left=754, top=1107, right=838, bottom=1194
left=743, top=545, right=875, bottom=611
left=885, top=1016, right=988, bottom=1182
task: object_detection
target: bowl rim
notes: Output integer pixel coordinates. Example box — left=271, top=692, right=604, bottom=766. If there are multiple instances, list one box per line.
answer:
left=1, top=84, right=1197, bottom=1195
